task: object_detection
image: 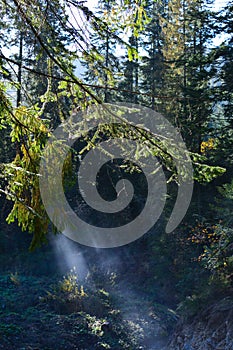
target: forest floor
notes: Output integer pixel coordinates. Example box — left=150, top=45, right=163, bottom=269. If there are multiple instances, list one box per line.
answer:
left=0, top=230, right=177, bottom=350
left=0, top=272, right=176, bottom=350
left=2, top=229, right=233, bottom=349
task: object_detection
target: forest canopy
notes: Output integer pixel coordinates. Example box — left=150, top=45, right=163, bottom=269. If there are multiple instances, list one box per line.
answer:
left=0, top=0, right=232, bottom=253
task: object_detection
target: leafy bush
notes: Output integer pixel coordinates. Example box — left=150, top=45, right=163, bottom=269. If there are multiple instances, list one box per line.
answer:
left=200, top=225, right=233, bottom=279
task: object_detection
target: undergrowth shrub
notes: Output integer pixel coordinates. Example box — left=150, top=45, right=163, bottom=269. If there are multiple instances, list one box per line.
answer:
left=42, top=267, right=110, bottom=317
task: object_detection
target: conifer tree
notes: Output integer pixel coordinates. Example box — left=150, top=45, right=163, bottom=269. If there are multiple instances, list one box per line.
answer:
left=140, top=0, right=165, bottom=110
left=160, top=0, right=215, bottom=152
left=118, top=34, right=140, bottom=104
left=81, top=0, right=119, bottom=102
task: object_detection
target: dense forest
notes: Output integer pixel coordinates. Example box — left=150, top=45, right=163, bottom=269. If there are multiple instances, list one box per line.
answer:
left=0, top=0, right=233, bottom=349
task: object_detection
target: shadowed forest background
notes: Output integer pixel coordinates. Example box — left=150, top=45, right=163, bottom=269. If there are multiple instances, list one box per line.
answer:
left=0, top=0, right=233, bottom=349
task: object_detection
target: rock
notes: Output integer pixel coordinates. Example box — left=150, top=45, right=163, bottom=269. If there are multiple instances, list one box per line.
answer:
left=168, top=298, right=233, bottom=350
left=183, top=343, right=193, bottom=350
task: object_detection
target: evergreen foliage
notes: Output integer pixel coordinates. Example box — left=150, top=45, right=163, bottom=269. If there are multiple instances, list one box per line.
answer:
left=0, top=0, right=232, bottom=323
